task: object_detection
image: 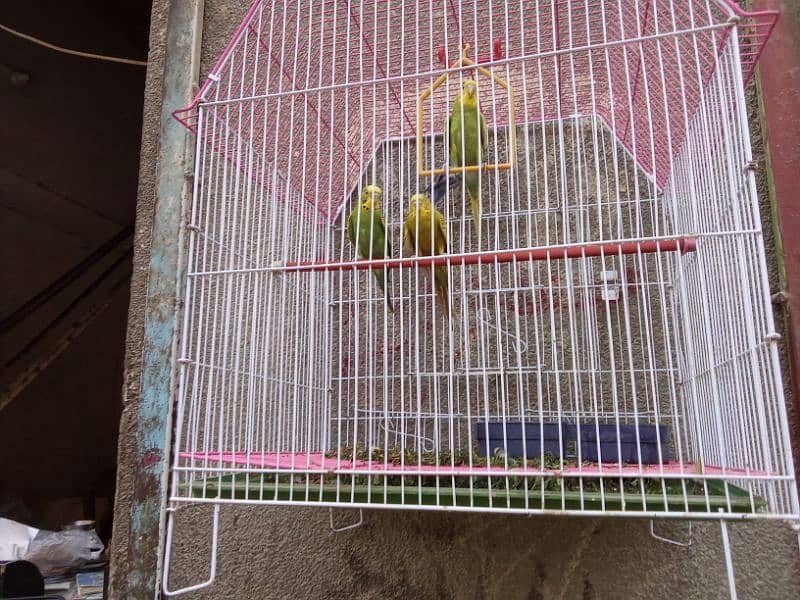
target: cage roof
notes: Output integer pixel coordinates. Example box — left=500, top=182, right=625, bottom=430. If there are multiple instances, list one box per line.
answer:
left=175, top=0, right=777, bottom=223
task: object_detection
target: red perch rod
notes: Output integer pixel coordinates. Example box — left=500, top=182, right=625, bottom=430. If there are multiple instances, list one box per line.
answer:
left=283, top=236, right=697, bottom=273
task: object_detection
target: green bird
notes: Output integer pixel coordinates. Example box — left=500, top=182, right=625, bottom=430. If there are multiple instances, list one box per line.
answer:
left=448, top=79, right=488, bottom=244
left=347, top=184, right=394, bottom=311
left=404, top=193, right=450, bottom=319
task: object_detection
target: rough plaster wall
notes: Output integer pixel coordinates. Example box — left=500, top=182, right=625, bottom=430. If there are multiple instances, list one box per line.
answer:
left=164, top=504, right=800, bottom=599
left=327, top=123, right=674, bottom=459
left=113, top=0, right=800, bottom=597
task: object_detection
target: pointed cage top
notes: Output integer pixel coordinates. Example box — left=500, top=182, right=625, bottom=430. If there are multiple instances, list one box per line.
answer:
left=171, top=0, right=779, bottom=223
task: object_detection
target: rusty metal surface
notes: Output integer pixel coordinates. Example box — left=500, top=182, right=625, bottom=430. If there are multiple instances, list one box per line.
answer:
left=123, top=0, right=204, bottom=597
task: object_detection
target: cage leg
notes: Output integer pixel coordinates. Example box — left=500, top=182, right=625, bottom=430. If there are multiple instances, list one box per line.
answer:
left=718, top=510, right=737, bottom=600
left=649, top=520, right=693, bottom=547
left=162, top=504, right=220, bottom=596
left=794, top=522, right=800, bottom=555
left=329, top=508, right=364, bottom=532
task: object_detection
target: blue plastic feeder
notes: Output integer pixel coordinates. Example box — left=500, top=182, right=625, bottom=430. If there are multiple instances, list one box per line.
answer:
left=474, top=421, right=575, bottom=458
left=474, top=421, right=669, bottom=464
left=577, top=424, right=668, bottom=464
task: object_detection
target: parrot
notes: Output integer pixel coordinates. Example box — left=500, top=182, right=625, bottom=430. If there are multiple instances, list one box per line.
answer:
left=404, top=193, right=450, bottom=319
left=347, top=184, right=393, bottom=311
left=448, top=79, right=488, bottom=243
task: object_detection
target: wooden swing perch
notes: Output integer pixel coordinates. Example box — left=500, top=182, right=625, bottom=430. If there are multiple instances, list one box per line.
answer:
left=417, top=44, right=516, bottom=177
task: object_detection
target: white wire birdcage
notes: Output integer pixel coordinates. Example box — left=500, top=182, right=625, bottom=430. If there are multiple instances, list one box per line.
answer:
left=165, top=0, right=798, bottom=572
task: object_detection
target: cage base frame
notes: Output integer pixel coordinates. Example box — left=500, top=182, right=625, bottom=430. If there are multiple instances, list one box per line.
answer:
left=183, top=476, right=761, bottom=516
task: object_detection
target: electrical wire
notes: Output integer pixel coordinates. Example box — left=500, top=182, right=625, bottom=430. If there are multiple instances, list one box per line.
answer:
left=0, top=22, right=147, bottom=67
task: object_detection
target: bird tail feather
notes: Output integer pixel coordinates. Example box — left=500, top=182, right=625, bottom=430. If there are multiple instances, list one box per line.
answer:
left=466, top=171, right=481, bottom=244
left=434, top=266, right=450, bottom=320
left=374, top=268, right=394, bottom=312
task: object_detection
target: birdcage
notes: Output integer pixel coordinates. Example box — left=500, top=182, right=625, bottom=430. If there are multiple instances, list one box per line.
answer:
left=164, top=1, right=798, bottom=590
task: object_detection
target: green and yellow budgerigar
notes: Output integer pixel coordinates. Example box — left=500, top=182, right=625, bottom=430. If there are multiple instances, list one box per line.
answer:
left=404, top=193, right=450, bottom=319
left=448, top=79, right=488, bottom=243
left=347, top=184, right=393, bottom=311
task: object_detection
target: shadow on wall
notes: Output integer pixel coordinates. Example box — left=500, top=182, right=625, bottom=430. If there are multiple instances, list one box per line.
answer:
left=0, top=0, right=150, bottom=536
left=162, top=504, right=800, bottom=599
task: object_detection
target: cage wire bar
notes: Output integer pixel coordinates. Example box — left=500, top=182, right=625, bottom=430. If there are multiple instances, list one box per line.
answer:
left=166, top=0, right=797, bottom=538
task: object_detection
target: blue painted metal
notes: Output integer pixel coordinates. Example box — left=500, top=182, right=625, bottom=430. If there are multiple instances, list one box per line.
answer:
left=125, top=1, right=203, bottom=597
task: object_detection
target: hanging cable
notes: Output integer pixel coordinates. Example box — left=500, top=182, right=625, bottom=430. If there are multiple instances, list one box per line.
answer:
left=0, top=22, right=147, bottom=67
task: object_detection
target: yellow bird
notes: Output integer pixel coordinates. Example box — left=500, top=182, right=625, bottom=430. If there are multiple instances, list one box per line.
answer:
left=347, top=184, right=393, bottom=311
left=448, top=79, right=488, bottom=244
left=404, top=193, right=450, bottom=319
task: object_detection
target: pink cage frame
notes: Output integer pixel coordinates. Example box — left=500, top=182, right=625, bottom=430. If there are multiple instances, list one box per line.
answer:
left=173, top=0, right=778, bottom=224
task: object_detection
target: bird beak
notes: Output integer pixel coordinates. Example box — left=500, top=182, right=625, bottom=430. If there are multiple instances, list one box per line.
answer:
left=466, top=82, right=476, bottom=97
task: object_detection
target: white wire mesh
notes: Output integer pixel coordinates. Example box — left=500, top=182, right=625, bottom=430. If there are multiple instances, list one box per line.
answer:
left=168, top=0, right=797, bottom=519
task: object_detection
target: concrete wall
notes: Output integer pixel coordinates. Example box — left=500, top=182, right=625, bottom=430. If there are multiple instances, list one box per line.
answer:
left=111, top=1, right=800, bottom=597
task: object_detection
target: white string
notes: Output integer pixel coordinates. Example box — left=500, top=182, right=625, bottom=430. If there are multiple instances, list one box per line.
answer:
left=0, top=22, right=147, bottom=66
